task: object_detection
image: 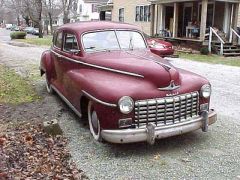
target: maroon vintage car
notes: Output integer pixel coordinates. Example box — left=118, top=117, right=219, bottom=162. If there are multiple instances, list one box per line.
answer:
left=144, top=33, right=174, bottom=57
left=147, top=38, right=174, bottom=57
left=40, top=21, right=217, bottom=144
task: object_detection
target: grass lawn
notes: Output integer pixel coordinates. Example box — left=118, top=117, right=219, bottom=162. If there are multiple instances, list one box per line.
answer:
left=0, top=65, right=39, bottom=105
left=178, top=53, right=240, bottom=67
left=16, top=36, right=52, bottom=46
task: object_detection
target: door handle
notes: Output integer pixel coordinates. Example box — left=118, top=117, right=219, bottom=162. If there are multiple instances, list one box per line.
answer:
left=57, top=54, right=62, bottom=58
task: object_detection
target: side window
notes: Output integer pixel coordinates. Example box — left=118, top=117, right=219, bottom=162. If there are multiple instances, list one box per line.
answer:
left=54, top=32, right=63, bottom=48
left=63, top=33, right=79, bottom=52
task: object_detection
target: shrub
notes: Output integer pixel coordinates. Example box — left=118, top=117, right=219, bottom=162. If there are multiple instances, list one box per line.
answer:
left=10, top=31, right=26, bottom=39
left=200, top=46, right=209, bottom=55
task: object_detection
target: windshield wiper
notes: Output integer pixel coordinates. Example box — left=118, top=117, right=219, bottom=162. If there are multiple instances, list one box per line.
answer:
left=128, top=37, right=134, bottom=51
left=85, top=46, right=111, bottom=52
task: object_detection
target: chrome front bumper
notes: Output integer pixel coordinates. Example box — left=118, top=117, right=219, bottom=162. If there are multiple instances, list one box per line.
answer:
left=101, top=109, right=217, bottom=144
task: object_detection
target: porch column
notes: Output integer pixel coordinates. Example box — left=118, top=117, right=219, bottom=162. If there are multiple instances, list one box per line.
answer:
left=233, top=3, right=239, bottom=29
left=223, top=2, right=230, bottom=34
left=200, top=0, right=208, bottom=41
left=157, top=4, right=164, bottom=35
left=154, top=4, right=158, bottom=35
left=232, top=3, right=239, bottom=43
left=173, top=2, right=179, bottom=38
left=150, top=4, right=156, bottom=36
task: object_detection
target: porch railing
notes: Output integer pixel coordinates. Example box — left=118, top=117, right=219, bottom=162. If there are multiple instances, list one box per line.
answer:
left=229, top=28, right=240, bottom=45
left=208, top=27, right=225, bottom=55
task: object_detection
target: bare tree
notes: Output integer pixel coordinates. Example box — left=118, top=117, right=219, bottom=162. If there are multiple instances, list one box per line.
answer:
left=43, top=0, right=58, bottom=34
left=61, top=0, right=73, bottom=24
left=4, top=0, right=30, bottom=26
left=3, top=0, right=22, bottom=25
left=0, top=0, right=4, bottom=6
left=24, top=0, right=43, bottom=38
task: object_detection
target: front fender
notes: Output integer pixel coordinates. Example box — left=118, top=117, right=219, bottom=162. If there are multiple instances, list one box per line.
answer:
left=66, top=69, right=153, bottom=129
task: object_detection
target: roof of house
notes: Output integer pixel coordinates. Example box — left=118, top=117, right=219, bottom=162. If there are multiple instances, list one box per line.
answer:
left=83, top=0, right=109, bottom=3
left=58, top=21, right=141, bottom=34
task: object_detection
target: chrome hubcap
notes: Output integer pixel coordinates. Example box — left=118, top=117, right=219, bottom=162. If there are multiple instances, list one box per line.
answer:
left=91, top=111, right=99, bottom=135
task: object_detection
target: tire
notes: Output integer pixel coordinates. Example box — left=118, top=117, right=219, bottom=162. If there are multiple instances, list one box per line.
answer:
left=88, top=101, right=102, bottom=141
left=45, top=74, right=53, bottom=94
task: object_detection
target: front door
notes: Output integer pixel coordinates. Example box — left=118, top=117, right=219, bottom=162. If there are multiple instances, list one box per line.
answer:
left=52, top=31, right=65, bottom=89
left=183, top=4, right=193, bottom=36
left=61, top=32, right=82, bottom=106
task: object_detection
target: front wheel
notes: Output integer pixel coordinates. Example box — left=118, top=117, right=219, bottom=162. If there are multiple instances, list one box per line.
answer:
left=88, top=101, right=102, bottom=141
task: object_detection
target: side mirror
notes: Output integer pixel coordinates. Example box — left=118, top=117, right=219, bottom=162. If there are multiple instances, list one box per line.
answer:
left=69, top=49, right=80, bottom=55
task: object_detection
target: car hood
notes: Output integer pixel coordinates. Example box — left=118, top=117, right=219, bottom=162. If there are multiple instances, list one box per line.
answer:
left=147, top=38, right=173, bottom=47
left=84, top=50, right=180, bottom=89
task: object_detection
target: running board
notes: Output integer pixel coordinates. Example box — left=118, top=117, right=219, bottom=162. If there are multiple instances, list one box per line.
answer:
left=51, top=85, right=82, bottom=118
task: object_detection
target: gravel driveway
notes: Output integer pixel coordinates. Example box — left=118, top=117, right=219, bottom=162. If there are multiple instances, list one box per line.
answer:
left=1, top=28, right=240, bottom=179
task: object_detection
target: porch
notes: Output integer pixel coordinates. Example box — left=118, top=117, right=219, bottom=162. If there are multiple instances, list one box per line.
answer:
left=150, top=0, right=240, bottom=44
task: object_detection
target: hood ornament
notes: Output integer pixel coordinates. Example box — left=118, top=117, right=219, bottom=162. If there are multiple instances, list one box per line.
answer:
left=158, top=80, right=180, bottom=91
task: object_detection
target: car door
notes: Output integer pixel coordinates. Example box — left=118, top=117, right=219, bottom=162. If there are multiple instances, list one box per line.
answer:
left=52, top=31, right=65, bottom=91
left=60, top=32, right=82, bottom=106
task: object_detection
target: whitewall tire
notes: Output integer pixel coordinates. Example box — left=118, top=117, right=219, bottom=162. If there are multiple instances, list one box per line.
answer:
left=88, top=101, right=102, bottom=141
left=45, top=74, right=53, bottom=94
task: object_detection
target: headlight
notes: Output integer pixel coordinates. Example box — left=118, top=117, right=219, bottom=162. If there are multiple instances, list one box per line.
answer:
left=201, top=84, right=211, bottom=98
left=118, top=96, right=134, bottom=114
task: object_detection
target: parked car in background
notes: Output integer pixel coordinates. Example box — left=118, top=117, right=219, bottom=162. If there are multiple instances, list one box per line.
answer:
left=23, top=27, right=34, bottom=34
left=5, top=24, right=13, bottom=30
left=144, top=33, right=174, bottom=57
left=10, top=25, right=20, bottom=31
left=40, top=21, right=217, bottom=144
left=32, top=28, right=39, bottom=35
left=147, top=38, right=174, bottom=57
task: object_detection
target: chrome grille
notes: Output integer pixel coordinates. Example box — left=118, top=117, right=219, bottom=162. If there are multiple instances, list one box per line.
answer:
left=134, top=92, right=199, bottom=127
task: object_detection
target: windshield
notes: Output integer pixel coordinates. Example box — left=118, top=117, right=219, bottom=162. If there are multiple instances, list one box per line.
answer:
left=82, top=30, right=147, bottom=52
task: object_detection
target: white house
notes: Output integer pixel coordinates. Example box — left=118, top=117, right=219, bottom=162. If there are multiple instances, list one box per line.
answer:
left=42, top=0, right=109, bottom=33
left=75, top=0, right=100, bottom=21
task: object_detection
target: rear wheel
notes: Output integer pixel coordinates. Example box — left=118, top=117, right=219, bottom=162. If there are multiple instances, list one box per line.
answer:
left=88, top=101, right=102, bottom=141
left=45, top=74, right=53, bottom=94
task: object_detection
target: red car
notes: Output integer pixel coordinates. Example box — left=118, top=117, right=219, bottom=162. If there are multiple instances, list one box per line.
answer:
left=40, top=21, right=217, bottom=144
left=146, top=37, right=174, bottom=57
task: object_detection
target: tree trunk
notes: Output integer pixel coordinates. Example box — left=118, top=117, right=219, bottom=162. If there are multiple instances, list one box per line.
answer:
left=48, top=12, right=53, bottom=34
left=36, top=0, right=43, bottom=38
left=23, top=16, right=30, bottom=26
left=17, top=15, right=20, bottom=26
left=39, top=22, right=43, bottom=38
left=63, top=11, right=69, bottom=24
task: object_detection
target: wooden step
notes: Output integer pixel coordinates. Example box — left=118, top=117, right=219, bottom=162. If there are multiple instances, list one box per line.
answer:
left=223, top=49, right=240, bottom=52
left=223, top=52, right=240, bottom=57
left=214, top=45, right=237, bottom=48
left=213, top=42, right=232, bottom=46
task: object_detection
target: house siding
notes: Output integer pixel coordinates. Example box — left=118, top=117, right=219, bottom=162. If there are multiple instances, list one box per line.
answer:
left=111, top=0, right=152, bottom=35
left=238, top=6, right=240, bottom=26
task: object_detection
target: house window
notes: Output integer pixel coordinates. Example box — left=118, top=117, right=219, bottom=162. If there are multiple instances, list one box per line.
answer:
left=119, top=8, right=124, bottom=22
left=73, top=1, right=78, bottom=11
left=63, top=33, right=79, bottom=52
left=92, top=4, right=98, bottom=13
left=135, top=5, right=151, bottom=22
left=54, top=32, right=63, bottom=49
left=79, top=4, right=83, bottom=13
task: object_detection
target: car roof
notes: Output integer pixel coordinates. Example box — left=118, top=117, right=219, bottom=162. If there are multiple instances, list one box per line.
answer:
left=57, top=21, right=142, bottom=34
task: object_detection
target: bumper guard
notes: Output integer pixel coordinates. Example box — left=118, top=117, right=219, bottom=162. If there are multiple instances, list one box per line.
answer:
left=101, top=109, right=217, bottom=144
